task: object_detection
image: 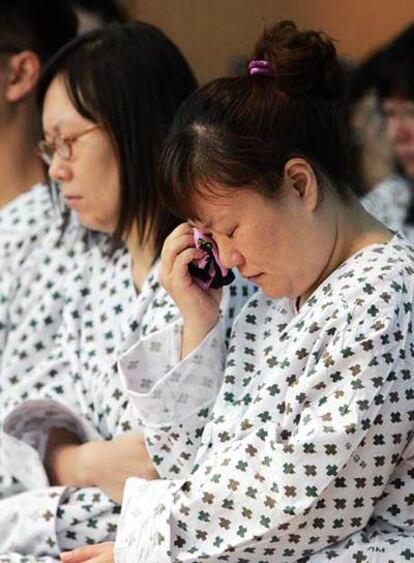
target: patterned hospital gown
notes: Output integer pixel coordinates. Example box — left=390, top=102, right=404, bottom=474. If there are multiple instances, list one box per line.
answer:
left=0, top=183, right=98, bottom=383
left=114, top=233, right=414, bottom=562
left=0, top=184, right=96, bottom=499
left=0, top=243, right=253, bottom=561
left=362, top=175, right=414, bottom=244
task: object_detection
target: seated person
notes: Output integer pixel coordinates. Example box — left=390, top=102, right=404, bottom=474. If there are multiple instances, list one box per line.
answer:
left=68, top=21, right=414, bottom=563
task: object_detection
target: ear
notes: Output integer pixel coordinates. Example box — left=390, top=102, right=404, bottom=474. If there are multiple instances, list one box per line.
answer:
left=283, top=157, right=320, bottom=211
left=4, top=51, right=40, bottom=103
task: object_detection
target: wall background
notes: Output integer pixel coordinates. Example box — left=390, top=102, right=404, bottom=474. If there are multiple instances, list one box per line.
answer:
left=122, top=0, right=414, bottom=84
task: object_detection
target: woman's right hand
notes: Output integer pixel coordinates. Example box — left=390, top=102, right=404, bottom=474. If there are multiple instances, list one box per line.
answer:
left=160, top=223, right=222, bottom=350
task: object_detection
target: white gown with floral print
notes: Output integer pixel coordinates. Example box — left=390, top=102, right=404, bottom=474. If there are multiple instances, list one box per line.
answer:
left=362, top=175, right=414, bottom=243
left=114, top=233, right=414, bottom=562
left=0, top=240, right=254, bottom=561
left=0, top=183, right=96, bottom=500
left=0, top=184, right=98, bottom=385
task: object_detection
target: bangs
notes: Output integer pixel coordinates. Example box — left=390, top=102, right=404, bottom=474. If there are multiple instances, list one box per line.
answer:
left=158, top=122, right=282, bottom=221
left=378, top=60, right=414, bottom=101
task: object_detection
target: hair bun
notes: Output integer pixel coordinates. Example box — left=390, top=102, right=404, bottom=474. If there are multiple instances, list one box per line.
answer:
left=253, top=20, right=344, bottom=101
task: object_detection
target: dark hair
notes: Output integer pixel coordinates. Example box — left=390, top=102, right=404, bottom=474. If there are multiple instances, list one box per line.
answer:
left=375, top=24, right=414, bottom=101
left=159, top=21, right=354, bottom=220
left=37, top=21, right=197, bottom=255
left=70, top=0, right=127, bottom=24
left=0, top=0, right=78, bottom=62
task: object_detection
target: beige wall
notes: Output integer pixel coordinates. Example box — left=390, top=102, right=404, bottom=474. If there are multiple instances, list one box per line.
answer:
left=124, top=0, right=414, bottom=84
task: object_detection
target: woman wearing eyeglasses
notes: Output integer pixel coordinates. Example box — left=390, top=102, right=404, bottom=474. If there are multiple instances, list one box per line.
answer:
left=0, top=22, right=253, bottom=559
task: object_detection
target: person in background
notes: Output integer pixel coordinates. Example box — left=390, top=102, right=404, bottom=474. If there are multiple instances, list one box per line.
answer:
left=0, top=22, right=254, bottom=560
left=362, top=24, right=414, bottom=243
left=0, top=0, right=77, bottom=210
left=0, top=0, right=93, bottom=456
left=67, top=20, right=414, bottom=563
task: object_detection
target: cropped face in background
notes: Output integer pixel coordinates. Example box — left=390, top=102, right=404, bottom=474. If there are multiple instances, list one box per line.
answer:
left=383, top=97, right=414, bottom=179
left=42, top=74, right=120, bottom=233
left=189, top=163, right=336, bottom=300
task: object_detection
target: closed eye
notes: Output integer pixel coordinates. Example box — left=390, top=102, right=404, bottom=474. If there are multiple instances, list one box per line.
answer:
left=227, top=226, right=238, bottom=239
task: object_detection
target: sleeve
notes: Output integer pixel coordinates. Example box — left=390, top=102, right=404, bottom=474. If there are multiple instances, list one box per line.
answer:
left=118, top=320, right=226, bottom=479
left=118, top=275, right=255, bottom=479
left=0, top=485, right=68, bottom=560
left=115, top=311, right=412, bottom=561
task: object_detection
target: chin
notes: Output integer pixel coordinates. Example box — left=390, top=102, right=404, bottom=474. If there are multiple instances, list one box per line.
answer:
left=259, top=284, right=285, bottom=299
left=77, top=214, right=112, bottom=234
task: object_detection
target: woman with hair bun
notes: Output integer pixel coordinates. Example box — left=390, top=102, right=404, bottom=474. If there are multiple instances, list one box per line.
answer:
left=68, top=21, right=414, bottom=562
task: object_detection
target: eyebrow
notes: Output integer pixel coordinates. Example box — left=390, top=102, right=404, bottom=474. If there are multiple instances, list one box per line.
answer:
left=188, top=218, right=213, bottom=230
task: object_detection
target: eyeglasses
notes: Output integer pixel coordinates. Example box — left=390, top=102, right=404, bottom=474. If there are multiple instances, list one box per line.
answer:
left=37, top=124, right=100, bottom=166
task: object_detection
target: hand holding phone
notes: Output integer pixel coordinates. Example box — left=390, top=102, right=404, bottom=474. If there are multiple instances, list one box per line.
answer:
left=189, top=228, right=235, bottom=290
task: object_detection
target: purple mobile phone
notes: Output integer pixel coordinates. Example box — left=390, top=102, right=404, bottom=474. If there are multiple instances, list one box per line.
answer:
left=189, top=228, right=235, bottom=290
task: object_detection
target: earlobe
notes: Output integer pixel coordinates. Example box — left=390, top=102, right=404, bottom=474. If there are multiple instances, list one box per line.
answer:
left=5, top=51, right=40, bottom=103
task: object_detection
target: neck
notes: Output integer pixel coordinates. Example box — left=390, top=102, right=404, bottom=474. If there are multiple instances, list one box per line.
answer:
left=298, top=194, right=393, bottom=308
left=0, top=103, right=44, bottom=208
left=124, top=224, right=156, bottom=292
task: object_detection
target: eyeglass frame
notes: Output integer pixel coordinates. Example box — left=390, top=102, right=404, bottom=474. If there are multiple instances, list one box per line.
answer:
left=37, top=124, right=101, bottom=166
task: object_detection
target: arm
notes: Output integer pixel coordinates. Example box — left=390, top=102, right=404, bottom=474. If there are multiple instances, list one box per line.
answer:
left=44, top=431, right=159, bottom=504
left=114, top=224, right=229, bottom=480
left=61, top=543, right=115, bottom=563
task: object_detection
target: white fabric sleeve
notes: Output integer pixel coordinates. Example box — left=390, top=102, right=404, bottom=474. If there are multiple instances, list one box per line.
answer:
left=119, top=320, right=225, bottom=428
left=118, top=320, right=226, bottom=479
left=0, top=485, right=68, bottom=559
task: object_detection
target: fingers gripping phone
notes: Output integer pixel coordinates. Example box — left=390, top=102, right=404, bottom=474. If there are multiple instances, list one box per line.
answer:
left=188, top=228, right=235, bottom=290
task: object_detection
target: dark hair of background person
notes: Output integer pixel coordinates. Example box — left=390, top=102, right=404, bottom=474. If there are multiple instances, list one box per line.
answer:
left=0, top=0, right=78, bottom=62
left=158, top=20, right=355, bottom=221
left=69, top=0, right=127, bottom=25
left=374, top=24, right=414, bottom=102
left=37, top=21, right=198, bottom=256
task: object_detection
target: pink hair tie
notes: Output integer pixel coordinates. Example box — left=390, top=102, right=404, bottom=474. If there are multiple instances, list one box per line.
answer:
left=248, top=59, right=274, bottom=77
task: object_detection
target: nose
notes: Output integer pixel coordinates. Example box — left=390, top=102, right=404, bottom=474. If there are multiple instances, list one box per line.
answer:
left=215, top=238, right=244, bottom=270
left=48, top=154, right=72, bottom=183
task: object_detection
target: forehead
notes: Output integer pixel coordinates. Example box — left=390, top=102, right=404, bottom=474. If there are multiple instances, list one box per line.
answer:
left=190, top=185, right=262, bottom=228
left=383, top=97, right=414, bottom=110
left=42, top=75, right=86, bottom=132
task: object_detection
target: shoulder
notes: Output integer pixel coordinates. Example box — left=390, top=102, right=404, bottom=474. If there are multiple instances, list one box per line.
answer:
left=305, top=234, right=414, bottom=332
left=0, top=183, right=56, bottom=232
left=361, top=175, right=411, bottom=230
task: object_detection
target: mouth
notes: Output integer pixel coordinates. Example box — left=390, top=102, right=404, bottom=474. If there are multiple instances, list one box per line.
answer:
left=63, top=194, right=83, bottom=208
